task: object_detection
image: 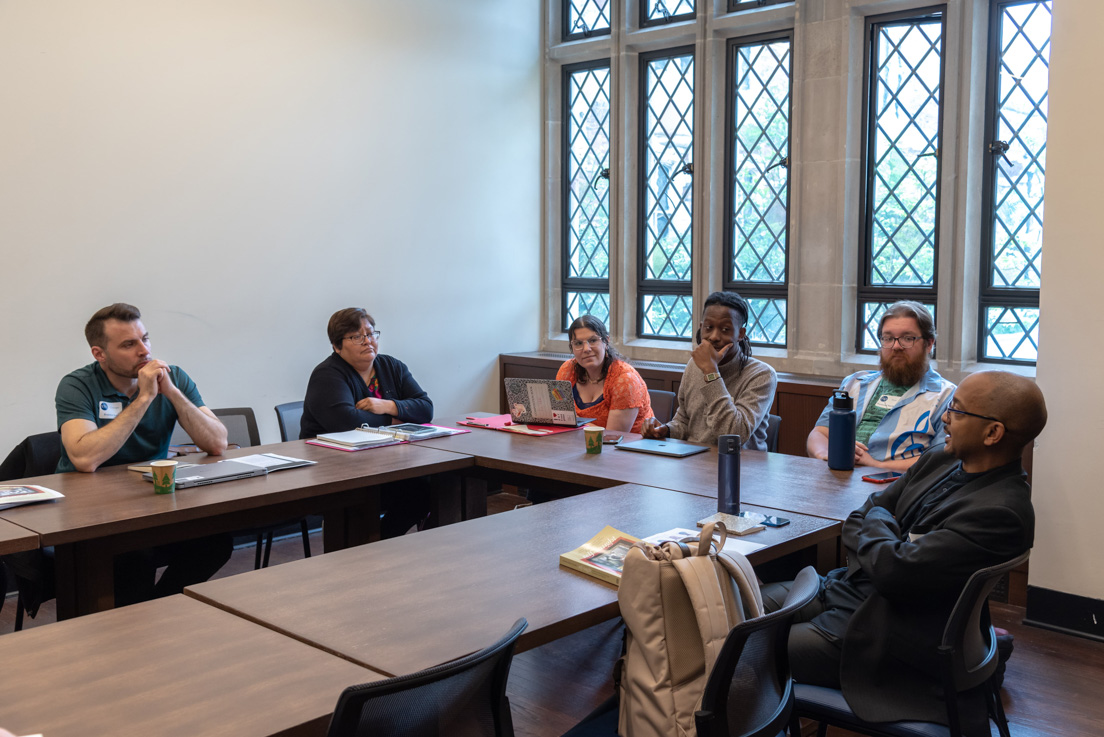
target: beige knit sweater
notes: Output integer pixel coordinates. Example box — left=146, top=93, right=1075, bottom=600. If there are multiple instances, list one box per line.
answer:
left=666, top=355, right=777, bottom=449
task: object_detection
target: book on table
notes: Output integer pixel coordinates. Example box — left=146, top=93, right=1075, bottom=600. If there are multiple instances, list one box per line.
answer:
left=559, top=525, right=642, bottom=586
left=0, top=485, right=64, bottom=510
left=314, top=426, right=398, bottom=448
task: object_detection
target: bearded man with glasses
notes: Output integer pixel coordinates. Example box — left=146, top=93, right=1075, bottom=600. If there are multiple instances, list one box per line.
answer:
left=807, top=301, right=955, bottom=472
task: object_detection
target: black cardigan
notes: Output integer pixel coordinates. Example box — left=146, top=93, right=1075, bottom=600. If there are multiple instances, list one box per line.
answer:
left=299, top=353, right=433, bottom=439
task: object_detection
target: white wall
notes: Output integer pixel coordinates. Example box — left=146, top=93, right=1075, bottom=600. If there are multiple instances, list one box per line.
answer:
left=1031, top=0, right=1104, bottom=601
left=0, top=0, right=541, bottom=453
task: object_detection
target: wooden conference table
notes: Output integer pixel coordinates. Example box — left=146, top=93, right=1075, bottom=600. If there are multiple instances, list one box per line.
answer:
left=0, top=595, right=383, bottom=737
left=0, top=517, right=37, bottom=555
left=0, top=440, right=472, bottom=617
left=185, top=483, right=839, bottom=678
left=420, top=415, right=876, bottom=522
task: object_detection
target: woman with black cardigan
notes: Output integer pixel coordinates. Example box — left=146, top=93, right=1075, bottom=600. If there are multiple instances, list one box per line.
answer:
left=300, top=307, right=433, bottom=537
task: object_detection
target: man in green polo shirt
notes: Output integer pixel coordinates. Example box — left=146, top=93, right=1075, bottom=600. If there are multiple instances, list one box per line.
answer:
left=55, top=302, right=232, bottom=604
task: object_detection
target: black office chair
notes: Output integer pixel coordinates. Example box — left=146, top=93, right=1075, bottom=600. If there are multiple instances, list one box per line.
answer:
left=325, top=618, right=527, bottom=737
left=794, top=552, right=1029, bottom=737
left=275, top=401, right=304, bottom=442
left=175, top=407, right=311, bottom=569
left=765, top=414, right=782, bottom=453
left=0, top=431, right=62, bottom=630
left=696, top=565, right=820, bottom=737
left=648, top=389, right=677, bottom=425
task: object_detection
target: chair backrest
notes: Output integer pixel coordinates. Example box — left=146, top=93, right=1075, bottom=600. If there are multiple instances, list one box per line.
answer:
left=943, top=550, right=1031, bottom=693
left=695, top=567, right=820, bottom=737
left=172, top=407, right=261, bottom=448
left=275, top=401, right=305, bottom=442
left=765, top=414, right=782, bottom=453
left=648, top=389, right=677, bottom=425
left=326, top=618, right=527, bottom=737
left=0, top=432, right=63, bottom=481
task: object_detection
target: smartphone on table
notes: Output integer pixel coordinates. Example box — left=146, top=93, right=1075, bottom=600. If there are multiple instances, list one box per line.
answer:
left=861, top=471, right=902, bottom=484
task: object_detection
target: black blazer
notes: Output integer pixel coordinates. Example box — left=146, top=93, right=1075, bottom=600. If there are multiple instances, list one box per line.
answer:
left=832, top=450, right=1034, bottom=725
left=299, top=353, right=433, bottom=439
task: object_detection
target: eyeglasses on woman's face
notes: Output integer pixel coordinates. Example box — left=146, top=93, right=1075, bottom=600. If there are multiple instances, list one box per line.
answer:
left=344, top=330, right=381, bottom=345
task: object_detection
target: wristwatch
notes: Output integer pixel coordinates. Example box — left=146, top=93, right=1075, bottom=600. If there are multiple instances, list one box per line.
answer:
left=704, top=372, right=720, bottom=383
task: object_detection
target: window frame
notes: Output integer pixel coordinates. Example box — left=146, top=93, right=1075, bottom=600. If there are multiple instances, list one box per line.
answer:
left=637, top=45, right=697, bottom=341
left=976, top=0, right=1049, bottom=365
left=727, top=0, right=793, bottom=13
left=640, top=1, right=696, bottom=29
left=562, top=0, right=612, bottom=43
left=856, top=5, right=948, bottom=354
left=561, top=58, right=613, bottom=330
left=722, top=29, right=794, bottom=348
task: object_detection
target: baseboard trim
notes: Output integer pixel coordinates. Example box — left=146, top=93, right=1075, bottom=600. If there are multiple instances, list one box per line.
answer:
left=1024, top=585, right=1104, bottom=643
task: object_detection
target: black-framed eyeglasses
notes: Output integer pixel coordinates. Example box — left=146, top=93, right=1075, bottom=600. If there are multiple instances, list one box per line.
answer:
left=879, top=334, right=923, bottom=348
left=944, top=405, right=1002, bottom=423
left=344, top=330, right=381, bottom=345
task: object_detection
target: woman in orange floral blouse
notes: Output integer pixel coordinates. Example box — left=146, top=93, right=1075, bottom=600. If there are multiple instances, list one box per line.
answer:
left=556, top=315, right=653, bottom=434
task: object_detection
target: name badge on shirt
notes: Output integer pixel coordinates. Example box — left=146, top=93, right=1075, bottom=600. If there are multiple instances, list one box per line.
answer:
left=98, top=401, right=122, bottom=420
left=875, top=394, right=902, bottom=411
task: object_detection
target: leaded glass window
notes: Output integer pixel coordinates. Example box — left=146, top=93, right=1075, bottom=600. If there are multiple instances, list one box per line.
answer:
left=642, top=0, right=696, bottom=28
left=562, top=61, right=612, bottom=329
left=858, top=9, right=945, bottom=352
left=639, top=49, right=694, bottom=339
left=979, top=0, right=1051, bottom=363
left=725, top=34, right=792, bottom=347
left=563, top=0, right=611, bottom=41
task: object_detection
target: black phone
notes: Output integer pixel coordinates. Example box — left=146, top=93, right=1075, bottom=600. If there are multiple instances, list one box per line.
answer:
left=862, top=471, right=902, bottom=484
left=738, top=511, right=790, bottom=527
left=603, top=433, right=623, bottom=444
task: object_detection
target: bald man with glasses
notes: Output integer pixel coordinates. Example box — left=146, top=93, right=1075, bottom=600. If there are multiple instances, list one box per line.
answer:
left=766, top=370, right=1046, bottom=733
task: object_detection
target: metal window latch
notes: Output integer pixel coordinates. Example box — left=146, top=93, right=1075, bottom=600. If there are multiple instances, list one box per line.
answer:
left=989, top=140, right=1012, bottom=166
left=594, top=167, right=610, bottom=186
left=764, top=156, right=789, bottom=173
left=678, top=162, right=693, bottom=175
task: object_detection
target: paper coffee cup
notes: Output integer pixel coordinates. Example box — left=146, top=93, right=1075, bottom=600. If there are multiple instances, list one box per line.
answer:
left=150, top=460, right=178, bottom=495
left=584, top=425, right=604, bottom=455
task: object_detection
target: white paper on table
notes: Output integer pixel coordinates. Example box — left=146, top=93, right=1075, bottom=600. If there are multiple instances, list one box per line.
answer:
left=233, top=453, right=315, bottom=469
left=643, top=527, right=765, bottom=556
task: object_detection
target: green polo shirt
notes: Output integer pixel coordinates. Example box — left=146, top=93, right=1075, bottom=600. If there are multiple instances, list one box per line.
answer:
left=54, top=362, right=206, bottom=473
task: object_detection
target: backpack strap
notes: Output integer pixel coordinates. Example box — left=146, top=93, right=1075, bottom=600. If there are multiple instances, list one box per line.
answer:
left=670, top=526, right=735, bottom=672
left=716, top=550, right=764, bottom=619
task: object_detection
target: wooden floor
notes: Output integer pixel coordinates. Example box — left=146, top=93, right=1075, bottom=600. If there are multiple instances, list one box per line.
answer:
left=3, top=493, right=1102, bottom=736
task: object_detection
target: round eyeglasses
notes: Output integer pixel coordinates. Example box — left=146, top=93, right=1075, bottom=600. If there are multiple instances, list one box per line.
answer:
left=570, top=337, right=603, bottom=351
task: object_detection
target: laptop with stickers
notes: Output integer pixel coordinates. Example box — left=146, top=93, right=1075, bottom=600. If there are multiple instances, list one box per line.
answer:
left=504, top=378, right=590, bottom=427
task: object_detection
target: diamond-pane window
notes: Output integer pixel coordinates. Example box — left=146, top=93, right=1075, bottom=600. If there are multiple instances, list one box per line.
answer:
left=642, top=294, right=694, bottom=338
left=644, top=0, right=695, bottom=26
left=746, top=298, right=787, bottom=346
left=562, top=62, right=611, bottom=330
left=639, top=50, right=694, bottom=339
left=985, top=306, right=1039, bottom=362
left=566, top=292, right=611, bottom=326
left=867, top=17, right=943, bottom=288
left=860, top=301, right=936, bottom=352
left=731, top=40, right=790, bottom=284
left=564, top=0, right=611, bottom=40
left=980, top=1, right=1050, bottom=364
left=726, top=35, right=792, bottom=348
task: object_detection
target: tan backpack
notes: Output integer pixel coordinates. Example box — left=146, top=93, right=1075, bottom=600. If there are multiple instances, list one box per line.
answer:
left=616, top=522, right=763, bottom=737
